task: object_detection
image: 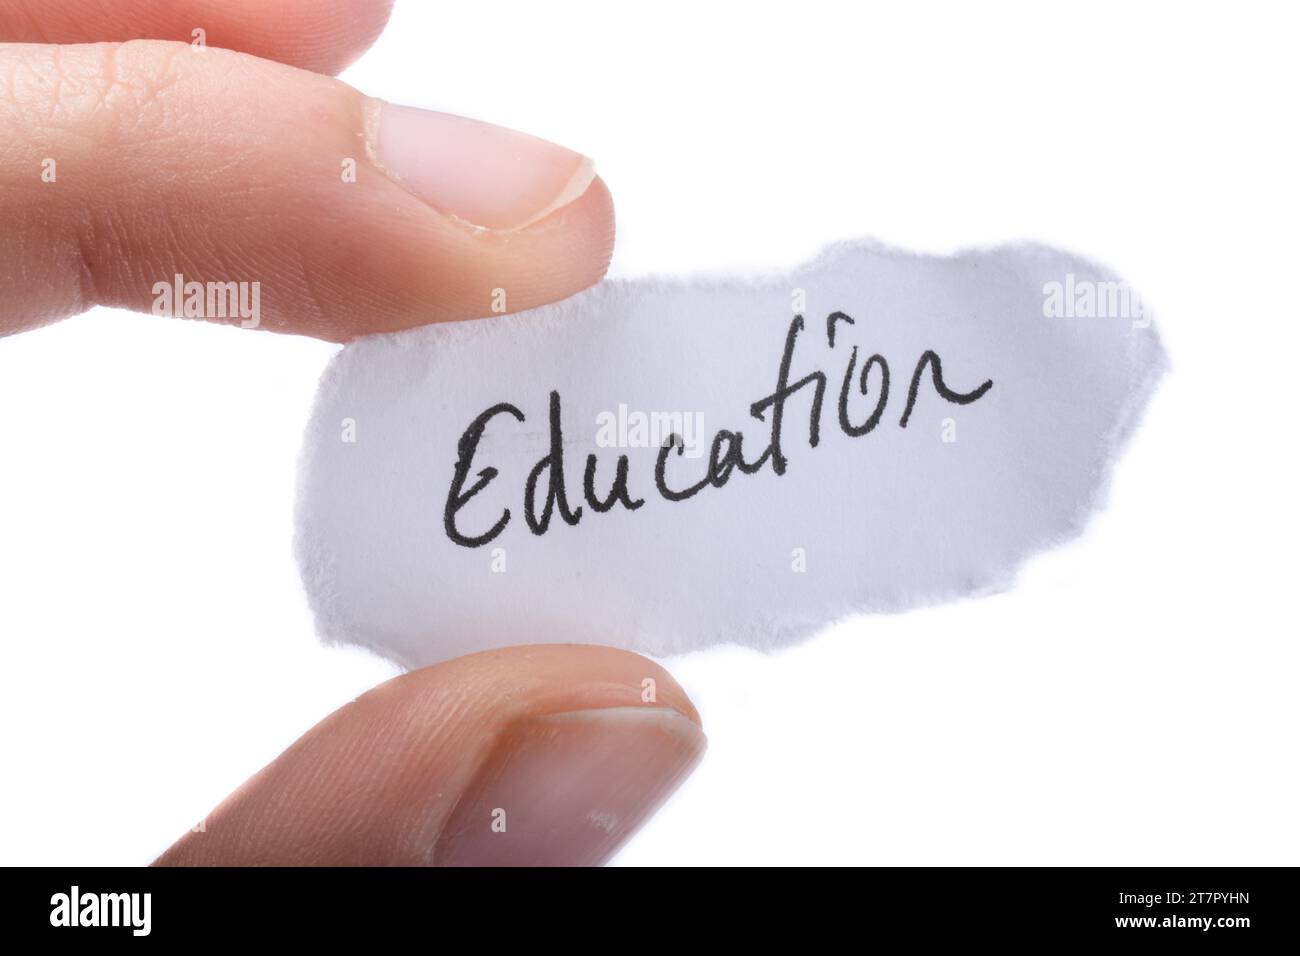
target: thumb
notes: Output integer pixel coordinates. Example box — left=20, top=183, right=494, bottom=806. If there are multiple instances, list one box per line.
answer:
left=0, top=40, right=613, bottom=340
left=153, top=645, right=705, bottom=866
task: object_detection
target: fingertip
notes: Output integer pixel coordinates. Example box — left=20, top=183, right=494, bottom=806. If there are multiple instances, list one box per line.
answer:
left=275, top=0, right=396, bottom=75
left=318, top=169, right=616, bottom=340
left=470, top=171, right=617, bottom=325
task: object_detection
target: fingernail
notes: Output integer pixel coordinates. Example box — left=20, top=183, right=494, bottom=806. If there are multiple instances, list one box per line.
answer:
left=369, top=102, right=596, bottom=232
left=436, top=707, right=706, bottom=866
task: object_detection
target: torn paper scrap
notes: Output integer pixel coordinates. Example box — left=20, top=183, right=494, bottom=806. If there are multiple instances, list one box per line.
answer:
left=295, top=240, right=1167, bottom=667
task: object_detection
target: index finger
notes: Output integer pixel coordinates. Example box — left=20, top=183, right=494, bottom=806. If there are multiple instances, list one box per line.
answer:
left=0, top=0, right=394, bottom=75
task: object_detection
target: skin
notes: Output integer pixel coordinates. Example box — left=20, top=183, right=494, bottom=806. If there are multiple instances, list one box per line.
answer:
left=0, top=0, right=703, bottom=865
left=0, top=1, right=615, bottom=339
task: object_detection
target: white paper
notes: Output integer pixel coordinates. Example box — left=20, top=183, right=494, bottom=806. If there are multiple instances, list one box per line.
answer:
left=295, top=240, right=1166, bottom=667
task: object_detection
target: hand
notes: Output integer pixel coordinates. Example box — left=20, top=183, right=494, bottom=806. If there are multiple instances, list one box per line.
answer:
left=0, top=0, right=614, bottom=339
left=0, top=0, right=705, bottom=866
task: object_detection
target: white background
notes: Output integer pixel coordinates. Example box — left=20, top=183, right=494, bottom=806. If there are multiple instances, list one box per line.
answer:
left=2, top=1, right=1297, bottom=865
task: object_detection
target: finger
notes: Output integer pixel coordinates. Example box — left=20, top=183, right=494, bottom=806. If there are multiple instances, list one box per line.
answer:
left=0, top=41, right=615, bottom=340
left=0, top=0, right=394, bottom=75
left=153, top=646, right=705, bottom=866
